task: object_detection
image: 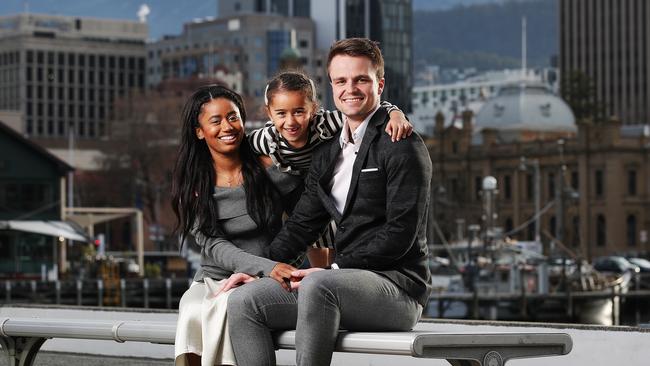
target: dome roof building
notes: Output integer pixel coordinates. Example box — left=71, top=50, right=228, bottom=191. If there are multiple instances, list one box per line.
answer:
left=474, top=82, right=576, bottom=142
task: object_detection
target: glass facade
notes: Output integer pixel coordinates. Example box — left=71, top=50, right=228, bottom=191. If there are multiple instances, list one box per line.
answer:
left=267, top=30, right=291, bottom=77
left=253, top=0, right=310, bottom=17
left=344, top=0, right=412, bottom=112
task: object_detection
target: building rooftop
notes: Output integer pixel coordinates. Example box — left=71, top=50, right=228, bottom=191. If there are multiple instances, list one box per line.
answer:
left=475, top=82, right=576, bottom=133
left=0, top=13, right=147, bottom=42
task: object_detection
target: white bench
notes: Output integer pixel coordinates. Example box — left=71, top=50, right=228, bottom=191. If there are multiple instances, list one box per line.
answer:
left=0, top=317, right=572, bottom=366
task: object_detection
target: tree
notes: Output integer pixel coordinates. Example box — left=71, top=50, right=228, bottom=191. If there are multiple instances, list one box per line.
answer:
left=560, top=70, right=606, bottom=123
left=94, top=77, right=227, bottom=251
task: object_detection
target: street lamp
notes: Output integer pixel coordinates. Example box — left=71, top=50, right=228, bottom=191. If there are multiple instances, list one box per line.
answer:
left=481, top=176, right=498, bottom=247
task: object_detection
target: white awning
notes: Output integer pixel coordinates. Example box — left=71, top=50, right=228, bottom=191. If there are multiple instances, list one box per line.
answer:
left=0, top=220, right=90, bottom=242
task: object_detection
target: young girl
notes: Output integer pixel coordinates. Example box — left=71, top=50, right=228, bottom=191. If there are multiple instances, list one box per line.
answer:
left=247, top=71, right=412, bottom=267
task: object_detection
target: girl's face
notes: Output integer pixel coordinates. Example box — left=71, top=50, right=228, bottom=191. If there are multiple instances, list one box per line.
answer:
left=266, top=90, right=315, bottom=149
left=195, top=98, right=245, bottom=158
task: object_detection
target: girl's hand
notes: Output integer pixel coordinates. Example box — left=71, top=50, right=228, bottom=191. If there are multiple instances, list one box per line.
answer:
left=213, top=273, right=257, bottom=297
left=385, top=110, right=413, bottom=142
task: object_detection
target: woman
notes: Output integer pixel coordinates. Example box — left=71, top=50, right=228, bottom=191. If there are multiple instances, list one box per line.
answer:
left=171, top=85, right=301, bottom=365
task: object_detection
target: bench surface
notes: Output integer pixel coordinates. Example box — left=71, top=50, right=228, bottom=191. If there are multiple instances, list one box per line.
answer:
left=0, top=317, right=573, bottom=366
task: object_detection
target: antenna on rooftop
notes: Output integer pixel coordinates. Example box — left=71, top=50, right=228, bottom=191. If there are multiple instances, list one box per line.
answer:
left=521, top=16, right=527, bottom=78
left=23, top=1, right=30, bottom=15
left=137, top=4, right=151, bottom=23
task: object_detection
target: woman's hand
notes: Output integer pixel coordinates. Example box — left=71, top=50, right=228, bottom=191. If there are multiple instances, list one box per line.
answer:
left=270, top=262, right=298, bottom=291
left=385, top=110, right=413, bottom=142
left=213, top=273, right=257, bottom=297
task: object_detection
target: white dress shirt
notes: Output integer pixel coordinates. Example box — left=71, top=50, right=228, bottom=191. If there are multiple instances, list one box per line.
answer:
left=329, top=106, right=380, bottom=214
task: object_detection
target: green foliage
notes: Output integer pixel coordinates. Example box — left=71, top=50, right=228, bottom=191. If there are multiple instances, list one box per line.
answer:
left=145, top=262, right=162, bottom=278
left=560, top=70, right=606, bottom=123
left=414, top=0, right=557, bottom=70
left=417, top=48, right=521, bottom=70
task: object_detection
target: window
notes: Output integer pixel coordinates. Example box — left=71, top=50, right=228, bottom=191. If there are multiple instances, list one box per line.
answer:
left=628, top=169, right=637, bottom=196
left=526, top=173, right=533, bottom=201
left=0, top=182, right=53, bottom=212
left=596, top=214, right=606, bottom=247
left=527, top=221, right=535, bottom=241
left=450, top=178, right=458, bottom=200
left=627, top=215, right=637, bottom=247
left=571, top=216, right=580, bottom=247
left=571, top=171, right=579, bottom=190
left=475, top=176, right=482, bottom=200
left=548, top=172, right=555, bottom=199
left=595, top=169, right=604, bottom=197
left=503, top=175, right=511, bottom=200
left=505, top=218, right=513, bottom=234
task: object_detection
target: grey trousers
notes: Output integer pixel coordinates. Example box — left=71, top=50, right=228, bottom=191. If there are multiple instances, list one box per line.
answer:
left=227, top=269, right=422, bottom=366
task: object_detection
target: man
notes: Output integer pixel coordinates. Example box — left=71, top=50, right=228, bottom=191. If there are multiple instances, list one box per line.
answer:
left=227, top=38, right=433, bottom=366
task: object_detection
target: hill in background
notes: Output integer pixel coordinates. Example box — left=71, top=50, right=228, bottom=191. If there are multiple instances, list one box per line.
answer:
left=414, top=0, right=557, bottom=70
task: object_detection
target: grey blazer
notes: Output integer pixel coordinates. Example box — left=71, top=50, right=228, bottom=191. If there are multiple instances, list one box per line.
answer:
left=267, top=107, right=433, bottom=307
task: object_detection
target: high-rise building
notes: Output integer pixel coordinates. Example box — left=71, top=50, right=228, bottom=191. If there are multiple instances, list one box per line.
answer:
left=559, top=0, right=650, bottom=125
left=218, top=0, right=311, bottom=17
left=146, top=13, right=318, bottom=121
left=218, top=0, right=413, bottom=111
left=0, top=14, right=147, bottom=147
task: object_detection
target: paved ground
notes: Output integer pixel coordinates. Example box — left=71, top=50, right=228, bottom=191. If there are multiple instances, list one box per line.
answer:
left=0, top=352, right=173, bottom=366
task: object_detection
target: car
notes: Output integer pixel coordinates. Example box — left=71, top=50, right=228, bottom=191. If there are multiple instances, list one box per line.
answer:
left=626, top=257, right=650, bottom=273
left=592, top=256, right=640, bottom=274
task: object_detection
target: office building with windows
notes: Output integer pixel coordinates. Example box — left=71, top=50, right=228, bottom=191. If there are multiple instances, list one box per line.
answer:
left=218, top=0, right=413, bottom=111
left=146, top=13, right=317, bottom=120
left=429, top=90, right=650, bottom=259
left=559, top=0, right=650, bottom=125
left=0, top=13, right=147, bottom=147
left=218, top=0, right=311, bottom=18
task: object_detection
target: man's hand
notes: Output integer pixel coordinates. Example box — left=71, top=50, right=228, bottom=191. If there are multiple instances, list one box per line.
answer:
left=289, top=267, right=325, bottom=290
left=213, top=273, right=257, bottom=298
left=270, top=263, right=298, bottom=291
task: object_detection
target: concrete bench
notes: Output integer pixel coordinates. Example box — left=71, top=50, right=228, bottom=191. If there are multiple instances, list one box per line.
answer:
left=0, top=317, right=572, bottom=366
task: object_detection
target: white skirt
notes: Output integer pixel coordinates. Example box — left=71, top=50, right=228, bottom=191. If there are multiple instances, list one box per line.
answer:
left=174, top=278, right=237, bottom=366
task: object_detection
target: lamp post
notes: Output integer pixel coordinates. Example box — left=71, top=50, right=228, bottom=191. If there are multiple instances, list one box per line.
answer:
left=481, top=176, right=498, bottom=251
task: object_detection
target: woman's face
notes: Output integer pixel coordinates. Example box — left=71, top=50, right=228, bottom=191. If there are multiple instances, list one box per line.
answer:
left=195, top=97, right=244, bottom=158
left=266, top=90, right=315, bottom=149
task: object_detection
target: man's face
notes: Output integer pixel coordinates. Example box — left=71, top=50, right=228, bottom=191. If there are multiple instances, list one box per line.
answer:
left=328, top=54, right=384, bottom=124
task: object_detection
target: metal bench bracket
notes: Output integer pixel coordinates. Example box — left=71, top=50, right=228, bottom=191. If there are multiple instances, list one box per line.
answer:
left=0, top=336, right=47, bottom=366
